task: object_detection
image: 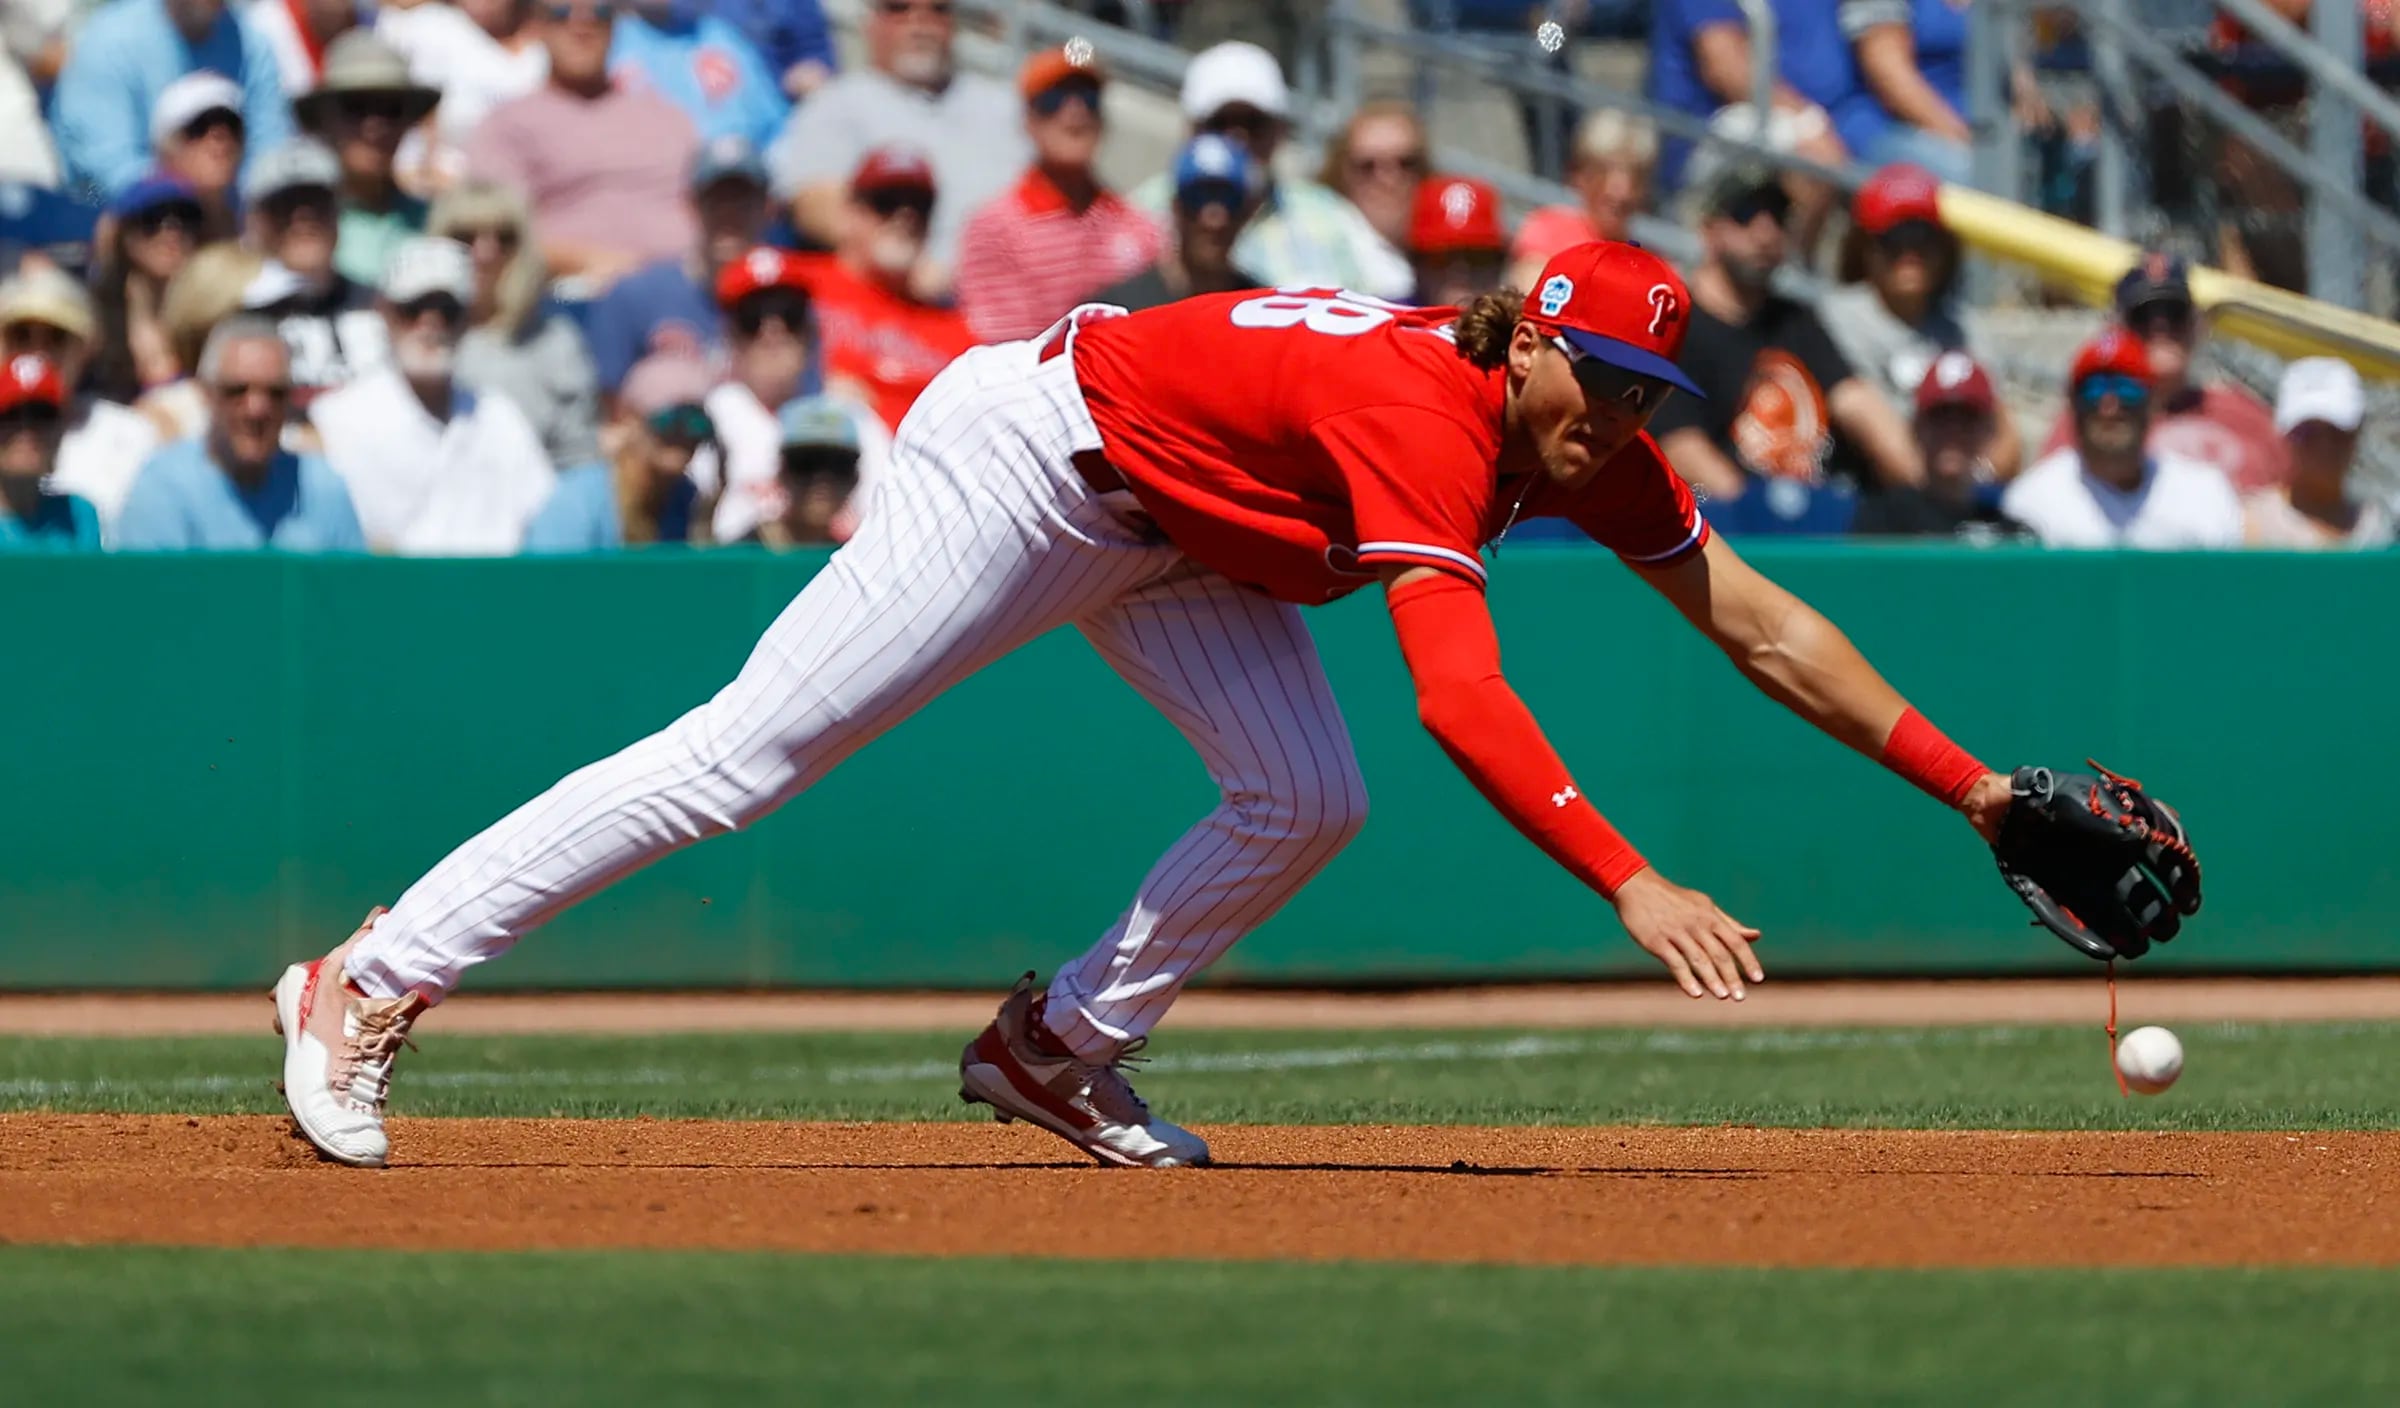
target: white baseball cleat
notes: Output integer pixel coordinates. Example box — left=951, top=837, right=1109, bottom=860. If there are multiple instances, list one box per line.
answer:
left=959, top=973, right=1210, bottom=1168
left=270, top=909, right=429, bottom=1168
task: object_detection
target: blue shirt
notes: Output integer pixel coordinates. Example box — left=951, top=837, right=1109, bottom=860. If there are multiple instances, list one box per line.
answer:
left=609, top=10, right=791, bottom=150
left=522, top=461, right=624, bottom=552
left=1649, top=0, right=1745, bottom=186
left=1832, top=0, right=1972, bottom=157
left=0, top=490, right=104, bottom=551
left=115, top=439, right=366, bottom=552
left=583, top=257, right=719, bottom=393
left=49, top=0, right=294, bottom=202
left=702, top=0, right=835, bottom=82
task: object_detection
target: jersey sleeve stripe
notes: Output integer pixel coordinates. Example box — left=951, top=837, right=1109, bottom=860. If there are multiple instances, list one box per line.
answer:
left=1617, top=513, right=1711, bottom=565
left=1356, top=541, right=1490, bottom=582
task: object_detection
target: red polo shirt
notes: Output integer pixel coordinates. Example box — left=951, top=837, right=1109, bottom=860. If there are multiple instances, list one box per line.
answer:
left=952, top=168, right=1164, bottom=344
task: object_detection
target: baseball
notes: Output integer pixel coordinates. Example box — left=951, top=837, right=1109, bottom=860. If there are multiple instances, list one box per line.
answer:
left=2115, top=1025, right=2184, bottom=1095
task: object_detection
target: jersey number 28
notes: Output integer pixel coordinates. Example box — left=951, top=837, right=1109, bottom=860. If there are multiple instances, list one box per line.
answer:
left=1228, top=289, right=1407, bottom=337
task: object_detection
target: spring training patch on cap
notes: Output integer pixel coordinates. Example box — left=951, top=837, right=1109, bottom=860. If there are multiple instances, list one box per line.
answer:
left=1538, top=275, right=1574, bottom=318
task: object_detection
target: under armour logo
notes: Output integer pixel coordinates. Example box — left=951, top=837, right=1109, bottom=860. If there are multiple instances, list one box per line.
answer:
left=1538, top=274, right=1574, bottom=318
left=1551, top=785, right=1578, bottom=808
left=1647, top=283, right=1681, bottom=337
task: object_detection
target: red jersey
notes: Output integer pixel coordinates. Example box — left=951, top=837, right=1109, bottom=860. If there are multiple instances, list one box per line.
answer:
left=1070, top=288, right=1708, bottom=604
left=790, top=255, right=978, bottom=432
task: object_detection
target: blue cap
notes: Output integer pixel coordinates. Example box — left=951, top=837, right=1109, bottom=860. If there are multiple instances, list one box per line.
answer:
left=691, top=134, right=767, bottom=193
left=108, top=175, right=200, bottom=222
left=778, top=396, right=860, bottom=453
left=1172, top=133, right=1259, bottom=210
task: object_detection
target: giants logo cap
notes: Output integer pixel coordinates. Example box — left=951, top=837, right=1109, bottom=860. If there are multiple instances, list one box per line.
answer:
left=1523, top=241, right=1704, bottom=397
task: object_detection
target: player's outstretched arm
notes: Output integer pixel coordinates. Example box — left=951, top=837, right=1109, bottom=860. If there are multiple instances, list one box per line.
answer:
left=1381, top=566, right=1763, bottom=1000
left=1632, top=532, right=2012, bottom=837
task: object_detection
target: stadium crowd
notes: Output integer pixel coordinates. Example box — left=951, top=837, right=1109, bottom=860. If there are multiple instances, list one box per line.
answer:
left=0, top=0, right=2387, bottom=555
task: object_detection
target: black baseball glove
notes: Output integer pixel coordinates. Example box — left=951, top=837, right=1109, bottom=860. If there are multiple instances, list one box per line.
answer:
left=1991, top=763, right=2203, bottom=961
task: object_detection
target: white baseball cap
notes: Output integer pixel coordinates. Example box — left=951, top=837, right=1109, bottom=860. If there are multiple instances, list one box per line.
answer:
left=151, top=71, right=245, bottom=147
left=380, top=236, right=475, bottom=304
left=2275, top=356, right=2365, bottom=434
left=1179, top=41, right=1287, bottom=123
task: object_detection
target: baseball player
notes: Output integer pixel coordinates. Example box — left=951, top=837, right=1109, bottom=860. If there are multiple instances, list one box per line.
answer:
left=273, top=241, right=2199, bottom=1170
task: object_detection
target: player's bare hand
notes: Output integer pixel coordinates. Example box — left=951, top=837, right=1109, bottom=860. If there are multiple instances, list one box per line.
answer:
left=1961, top=771, right=2012, bottom=843
left=1610, top=868, right=1763, bottom=1000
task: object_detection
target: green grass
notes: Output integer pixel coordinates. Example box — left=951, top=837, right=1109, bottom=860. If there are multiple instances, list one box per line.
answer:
left=5, top=1019, right=2399, bottom=1129
left=1, top=1247, right=2393, bottom=1406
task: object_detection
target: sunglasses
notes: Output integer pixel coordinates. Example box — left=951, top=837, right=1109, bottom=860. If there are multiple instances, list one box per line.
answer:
left=129, top=202, right=205, bottom=237
left=875, top=0, right=951, bottom=16
left=1719, top=188, right=1791, bottom=227
left=1029, top=81, right=1101, bottom=118
left=444, top=224, right=521, bottom=252
left=393, top=293, right=466, bottom=325
left=214, top=380, right=293, bottom=402
left=543, top=1, right=615, bottom=21
left=2128, top=302, right=2195, bottom=339
left=1200, top=106, right=1278, bottom=140
left=1, top=324, right=73, bottom=354
left=335, top=94, right=414, bottom=124
left=732, top=292, right=812, bottom=338
left=180, top=110, right=243, bottom=143
left=860, top=188, right=934, bottom=220
left=1876, top=220, right=1947, bottom=256
left=647, top=403, right=715, bottom=442
left=1552, top=335, right=1673, bottom=415
left=1346, top=152, right=1427, bottom=180
left=2075, top=373, right=2149, bottom=409
left=262, top=188, right=335, bottom=222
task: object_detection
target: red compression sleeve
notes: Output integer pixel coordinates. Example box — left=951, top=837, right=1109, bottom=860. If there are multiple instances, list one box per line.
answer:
left=1880, top=707, right=1988, bottom=807
left=1387, top=573, right=1648, bottom=897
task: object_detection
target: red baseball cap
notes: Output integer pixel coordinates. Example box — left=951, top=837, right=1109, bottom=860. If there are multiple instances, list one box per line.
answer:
left=851, top=146, right=936, bottom=198
left=1522, top=240, right=1703, bottom=396
left=714, top=245, right=811, bottom=308
left=1853, top=163, right=1942, bottom=236
left=1914, top=350, right=1996, bottom=416
left=0, top=353, right=64, bottom=412
left=2070, top=326, right=2153, bottom=388
left=1409, top=176, right=1506, bottom=256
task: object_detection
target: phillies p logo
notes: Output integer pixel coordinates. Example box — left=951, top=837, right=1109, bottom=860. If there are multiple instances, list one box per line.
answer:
left=1647, top=283, right=1681, bottom=337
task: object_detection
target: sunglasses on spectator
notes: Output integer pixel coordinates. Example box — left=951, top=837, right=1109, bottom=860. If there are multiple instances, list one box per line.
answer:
left=1552, top=336, right=1673, bottom=416
left=1719, top=187, right=1791, bottom=226
left=1, top=323, right=73, bottom=354
left=544, top=1, right=615, bottom=22
left=443, top=224, right=521, bottom=253
left=262, top=188, right=336, bottom=222
left=861, top=189, right=935, bottom=220
left=180, top=110, right=243, bottom=143
left=1876, top=220, right=1947, bottom=256
left=2128, top=301, right=2195, bottom=339
left=2075, top=373, right=2149, bottom=410
left=393, top=294, right=467, bottom=326
left=732, top=292, right=812, bottom=338
left=1029, top=81, right=1101, bottom=118
left=1346, top=151, right=1427, bottom=181
left=130, top=202, right=205, bottom=237
left=1200, top=106, right=1278, bottom=141
left=647, top=404, right=715, bottom=443
left=0, top=405, right=63, bottom=432
left=875, top=0, right=951, bottom=16
left=335, top=94, right=414, bottom=124
left=213, top=380, right=293, bottom=402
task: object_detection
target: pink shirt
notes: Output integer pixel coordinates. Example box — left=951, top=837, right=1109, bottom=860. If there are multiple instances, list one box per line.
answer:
left=951, top=169, right=1163, bottom=344
left=2043, top=381, right=2291, bottom=494
left=464, top=83, right=699, bottom=271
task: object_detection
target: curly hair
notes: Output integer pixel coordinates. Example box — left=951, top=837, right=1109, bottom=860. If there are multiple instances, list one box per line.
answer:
left=1451, top=288, right=1525, bottom=370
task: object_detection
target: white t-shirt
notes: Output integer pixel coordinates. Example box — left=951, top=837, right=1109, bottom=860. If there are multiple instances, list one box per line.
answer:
left=309, top=367, right=558, bottom=555
left=45, top=398, right=161, bottom=539
left=2001, top=447, right=2245, bottom=549
left=703, top=381, right=890, bottom=544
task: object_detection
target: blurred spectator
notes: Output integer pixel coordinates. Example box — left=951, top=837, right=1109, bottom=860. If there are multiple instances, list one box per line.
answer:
left=766, top=0, right=1024, bottom=291
left=375, top=0, right=551, bottom=193
left=1407, top=175, right=1507, bottom=308
left=1834, top=0, right=1973, bottom=184
left=309, top=236, right=561, bottom=553
left=239, top=138, right=387, bottom=404
left=1647, top=0, right=1847, bottom=190
left=610, top=0, right=790, bottom=148
left=1852, top=352, right=2025, bottom=538
left=429, top=180, right=604, bottom=471
left=1132, top=43, right=1411, bottom=299
left=789, top=151, right=974, bottom=431
left=0, top=355, right=104, bottom=552
left=951, top=48, right=1160, bottom=345
left=0, top=49, right=63, bottom=189
left=465, top=0, right=699, bottom=289
left=584, top=134, right=768, bottom=396
left=0, top=181, right=103, bottom=280
left=52, top=0, right=294, bottom=202
left=580, top=351, right=720, bottom=545
left=708, top=0, right=836, bottom=100
left=115, top=315, right=366, bottom=549
left=295, top=31, right=439, bottom=287
left=1647, top=163, right=1920, bottom=501
left=89, top=177, right=206, bottom=404
left=247, top=0, right=365, bottom=97
left=2003, top=328, right=2242, bottom=549
left=150, top=72, right=247, bottom=240
left=2246, top=357, right=2391, bottom=548
left=703, top=245, right=887, bottom=542
left=751, top=395, right=861, bottom=546
left=3, top=265, right=161, bottom=534
left=1507, top=109, right=1655, bottom=290
left=140, top=237, right=266, bottom=439
left=1820, top=164, right=2022, bottom=478
left=2040, top=255, right=2289, bottom=494
left=1318, top=99, right=1427, bottom=257
left=1095, top=134, right=1263, bottom=312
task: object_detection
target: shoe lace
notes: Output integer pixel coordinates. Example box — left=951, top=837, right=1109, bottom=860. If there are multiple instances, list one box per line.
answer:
left=1075, top=1037, right=1153, bottom=1123
left=334, top=999, right=419, bottom=1113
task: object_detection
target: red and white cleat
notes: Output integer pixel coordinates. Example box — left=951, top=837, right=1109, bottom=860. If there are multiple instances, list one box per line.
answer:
left=959, top=973, right=1210, bottom=1168
left=270, top=909, right=428, bottom=1168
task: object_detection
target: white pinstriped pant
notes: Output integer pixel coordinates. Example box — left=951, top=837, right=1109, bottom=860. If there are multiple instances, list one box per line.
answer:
left=346, top=339, right=1369, bottom=1059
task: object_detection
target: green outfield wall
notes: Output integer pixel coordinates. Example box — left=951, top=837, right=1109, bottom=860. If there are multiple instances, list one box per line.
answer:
left=0, top=546, right=2383, bottom=988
